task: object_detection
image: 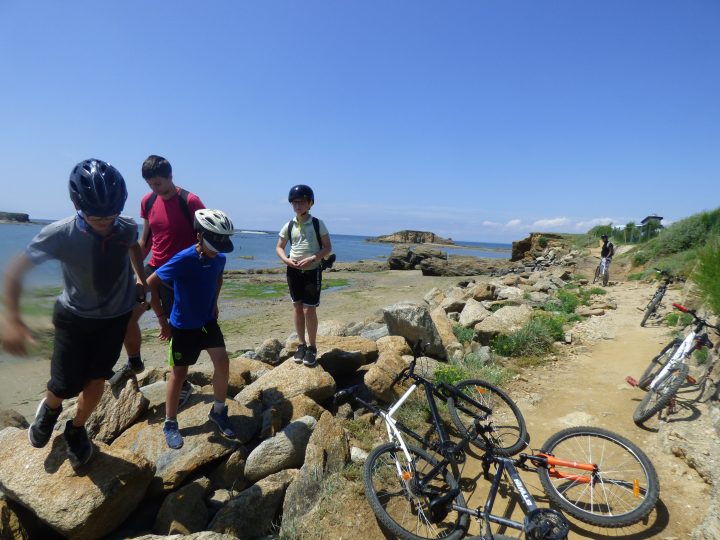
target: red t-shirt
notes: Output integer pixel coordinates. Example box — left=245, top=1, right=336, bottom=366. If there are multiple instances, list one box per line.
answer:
left=140, top=188, right=205, bottom=267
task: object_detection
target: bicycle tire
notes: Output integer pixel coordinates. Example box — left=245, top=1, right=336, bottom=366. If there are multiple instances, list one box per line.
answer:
left=447, top=379, right=528, bottom=456
left=363, top=442, right=469, bottom=540
left=537, top=426, right=659, bottom=528
left=593, top=265, right=601, bottom=284
left=633, top=363, right=689, bottom=425
left=602, top=268, right=609, bottom=286
left=637, top=338, right=681, bottom=390
left=640, top=289, right=665, bottom=327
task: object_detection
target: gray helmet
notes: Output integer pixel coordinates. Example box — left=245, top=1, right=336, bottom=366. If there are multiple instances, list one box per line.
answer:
left=194, top=209, right=234, bottom=253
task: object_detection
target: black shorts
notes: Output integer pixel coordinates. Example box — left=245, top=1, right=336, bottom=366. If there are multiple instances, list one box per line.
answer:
left=145, top=263, right=175, bottom=316
left=48, top=302, right=132, bottom=399
left=168, top=320, right=225, bottom=367
left=286, top=267, right=322, bottom=307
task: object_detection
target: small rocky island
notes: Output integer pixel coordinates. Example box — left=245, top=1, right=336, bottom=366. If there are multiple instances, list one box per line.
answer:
left=0, top=212, right=30, bottom=223
left=368, top=230, right=454, bottom=245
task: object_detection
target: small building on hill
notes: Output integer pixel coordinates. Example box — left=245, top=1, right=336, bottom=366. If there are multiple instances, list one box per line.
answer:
left=640, top=214, right=663, bottom=239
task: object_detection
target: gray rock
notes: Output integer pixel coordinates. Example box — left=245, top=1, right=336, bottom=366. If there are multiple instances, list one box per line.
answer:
left=458, top=298, right=492, bottom=328
left=364, top=350, right=408, bottom=402
left=244, top=416, right=317, bottom=483
left=0, top=409, right=28, bottom=430
left=383, top=302, right=445, bottom=358
left=254, top=338, right=284, bottom=366
left=208, top=469, right=298, bottom=538
left=139, top=380, right=169, bottom=410
left=0, top=427, right=154, bottom=540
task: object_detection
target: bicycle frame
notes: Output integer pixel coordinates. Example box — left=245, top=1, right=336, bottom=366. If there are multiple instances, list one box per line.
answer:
left=648, top=305, right=714, bottom=391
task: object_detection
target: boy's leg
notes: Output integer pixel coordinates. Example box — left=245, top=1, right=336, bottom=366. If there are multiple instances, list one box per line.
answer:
left=207, top=347, right=229, bottom=402
left=300, top=269, right=322, bottom=367
left=204, top=323, right=236, bottom=439
left=165, top=365, right=190, bottom=420
left=121, top=303, right=146, bottom=372
left=293, top=301, right=307, bottom=348
left=63, top=378, right=105, bottom=466
left=304, top=306, right=318, bottom=348
left=73, top=378, right=106, bottom=426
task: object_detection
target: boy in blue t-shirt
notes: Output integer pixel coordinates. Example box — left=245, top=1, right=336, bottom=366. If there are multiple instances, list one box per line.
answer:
left=147, top=209, right=236, bottom=449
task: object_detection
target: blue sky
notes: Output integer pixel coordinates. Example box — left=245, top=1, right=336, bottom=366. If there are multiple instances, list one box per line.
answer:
left=0, top=1, right=718, bottom=242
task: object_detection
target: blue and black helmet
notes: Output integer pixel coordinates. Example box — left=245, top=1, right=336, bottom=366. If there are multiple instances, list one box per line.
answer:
left=288, top=184, right=314, bottom=203
left=68, top=159, right=127, bottom=216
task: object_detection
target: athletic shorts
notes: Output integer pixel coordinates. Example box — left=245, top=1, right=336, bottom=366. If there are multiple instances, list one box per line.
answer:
left=286, top=267, right=322, bottom=307
left=48, top=302, right=132, bottom=399
left=168, top=319, right=225, bottom=367
left=145, top=263, right=174, bottom=316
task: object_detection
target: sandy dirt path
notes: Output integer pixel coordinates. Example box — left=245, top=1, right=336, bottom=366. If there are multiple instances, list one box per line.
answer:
left=462, top=279, right=710, bottom=539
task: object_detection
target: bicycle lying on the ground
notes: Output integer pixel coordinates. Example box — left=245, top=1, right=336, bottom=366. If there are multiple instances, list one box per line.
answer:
left=592, top=257, right=610, bottom=286
left=628, top=303, right=720, bottom=426
left=640, top=269, right=675, bottom=327
left=349, top=343, right=659, bottom=539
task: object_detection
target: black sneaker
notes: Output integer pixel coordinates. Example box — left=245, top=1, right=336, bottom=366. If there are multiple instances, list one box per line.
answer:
left=303, top=346, right=318, bottom=367
left=28, top=398, right=62, bottom=448
left=178, top=380, right=193, bottom=409
left=294, top=344, right=307, bottom=364
left=64, top=420, right=94, bottom=465
left=128, top=356, right=144, bottom=374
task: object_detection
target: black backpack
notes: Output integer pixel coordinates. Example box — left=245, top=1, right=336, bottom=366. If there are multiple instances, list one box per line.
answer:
left=287, top=217, right=335, bottom=270
left=144, top=188, right=193, bottom=230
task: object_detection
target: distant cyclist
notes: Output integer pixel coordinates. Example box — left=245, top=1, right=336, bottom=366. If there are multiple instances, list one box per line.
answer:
left=600, top=234, right=615, bottom=278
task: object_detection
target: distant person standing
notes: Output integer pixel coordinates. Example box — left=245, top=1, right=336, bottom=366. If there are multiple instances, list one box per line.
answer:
left=116, top=155, right=204, bottom=409
left=275, top=185, right=332, bottom=367
left=2, top=159, right=145, bottom=465
left=601, top=234, right=615, bottom=262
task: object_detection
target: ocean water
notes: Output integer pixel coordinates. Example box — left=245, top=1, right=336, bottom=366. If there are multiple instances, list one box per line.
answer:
left=0, top=221, right=511, bottom=290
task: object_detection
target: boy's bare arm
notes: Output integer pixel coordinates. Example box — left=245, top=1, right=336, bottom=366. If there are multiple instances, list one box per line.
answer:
left=147, top=273, right=171, bottom=340
left=138, top=218, right=152, bottom=259
left=2, top=254, right=36, bottom=355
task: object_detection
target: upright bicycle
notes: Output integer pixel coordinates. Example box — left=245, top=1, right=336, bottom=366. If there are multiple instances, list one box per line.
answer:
left=629, top=303, right=720, bottom=425
left=592, top=257, right=610, bottom=286
left=640, top=269, right=674, bottom=327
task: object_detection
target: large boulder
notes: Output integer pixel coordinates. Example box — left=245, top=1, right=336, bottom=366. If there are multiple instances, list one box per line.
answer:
left=429, top=306, right=463, bottom=360
left=208, top=469, right=298, bottom=539
left=383, top=302, right=445, bottom=358
left=376, top=335, right=411, bottom=357
left=58, top=378, right=149, bottom=444
left=474, top=305, right=534, bottom=344
left=111, top=398, right=258, bottom=495
left=0, top=498, right=28, bottom=539
left=0, top=427, right=154, bottom=540
left=315, top=335, right=378, bottom=376
left=364, top=351, right=408, bottom=402
left=458, top=298, right=492, bottom=328
left=244, top=416, right=317, bottom=483
left=281, top=412, right=350, bottom=537
left=154, top=477, right=212, bottom=535
left=0, top=409, right=28, bottom=431
left=254, top=338, right=284, bottom=366
left=234, top=360, right=336, bottom=409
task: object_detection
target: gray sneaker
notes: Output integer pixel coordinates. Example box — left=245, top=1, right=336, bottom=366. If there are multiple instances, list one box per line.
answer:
left=28, top=398, right=62, bottom=448
left=64, top=420, right=94, bottom=465
left=303, top=346, right=318, bottom=367
left=208, top=405, right=237, bottom=439
left=178, top=380, right=193, bottom=409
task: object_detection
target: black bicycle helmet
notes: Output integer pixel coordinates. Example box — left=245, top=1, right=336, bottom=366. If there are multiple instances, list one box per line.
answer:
left=601, top=234, right=609, bottom=240
left=288, top=184, right=314, bottom=203
left=68, top=159, right=127, bottom=216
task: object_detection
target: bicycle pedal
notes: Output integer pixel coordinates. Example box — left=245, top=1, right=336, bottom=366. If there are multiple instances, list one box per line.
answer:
left=625, top=376, right=639, bottom=387
left=686, top=375, right=697, bottom=384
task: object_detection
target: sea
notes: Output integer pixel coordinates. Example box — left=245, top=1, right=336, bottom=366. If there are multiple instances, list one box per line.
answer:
left=0, top=220, right=511, bottom=289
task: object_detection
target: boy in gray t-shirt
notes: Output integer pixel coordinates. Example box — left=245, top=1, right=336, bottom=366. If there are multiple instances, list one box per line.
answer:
left=2, top=159, right=146, bottom=466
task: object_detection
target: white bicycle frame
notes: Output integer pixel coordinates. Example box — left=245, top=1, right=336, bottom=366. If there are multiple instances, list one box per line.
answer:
left=648, top=329, right=696, bottom=391
left=377, top=382, right=422, bottom=470
left=599, top=257, right=610, bottom=279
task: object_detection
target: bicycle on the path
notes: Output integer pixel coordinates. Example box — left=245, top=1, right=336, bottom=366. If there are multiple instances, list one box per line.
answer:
left=592, top=256, right=611, bottom=286
left=639, top=269, right=675, bottom=327
left=628, top=303, right=720, bottom=426
left=349, top=343, right=659, bottom=539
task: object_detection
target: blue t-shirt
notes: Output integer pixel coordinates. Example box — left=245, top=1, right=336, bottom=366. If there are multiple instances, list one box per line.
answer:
left=154, top=246, right=226, bottom=329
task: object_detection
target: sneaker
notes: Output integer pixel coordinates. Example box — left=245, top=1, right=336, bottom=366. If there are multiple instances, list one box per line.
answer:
left=208, top=405, right=237, bottom=439
left=28, top=398, right=62, bottom=448
left=163, top=419, right=184, bottom=449
left=128, top=356, right=144, bottom=374
left=303, top=346, right=318, bottom=367
left=293, top=344, right=307, bottom=363
left=178, top=380, right=194, bottom=409
left=64, top=420, right=94, bottom=465
left=108, top=362, right=134, bottom=386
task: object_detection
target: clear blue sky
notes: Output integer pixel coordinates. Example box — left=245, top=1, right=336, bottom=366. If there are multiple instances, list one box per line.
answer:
left=1, top=1, right=718, bottom=242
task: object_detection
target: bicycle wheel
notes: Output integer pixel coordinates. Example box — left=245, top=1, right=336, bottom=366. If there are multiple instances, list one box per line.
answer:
left=593, top=265, right=601, bottom=284
left=637, top=338, right=681, bottom=390
left=633, top=363, right=689, bottom=425
left=447, top=379, right=528, bottom=456
left=602, top=266, right=609, bottom=286
left=538, top=426, right=659, bottom=528
left=640, top=289, right=664, bottom=327
left=364, top=442, right=469, bottom=540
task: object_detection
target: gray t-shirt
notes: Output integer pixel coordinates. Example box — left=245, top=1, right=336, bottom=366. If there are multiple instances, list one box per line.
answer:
left=26, top=215, right=138, bottom=318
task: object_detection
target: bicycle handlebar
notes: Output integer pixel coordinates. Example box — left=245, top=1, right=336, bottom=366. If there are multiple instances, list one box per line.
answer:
left=672, top=303, right=720, bottom=333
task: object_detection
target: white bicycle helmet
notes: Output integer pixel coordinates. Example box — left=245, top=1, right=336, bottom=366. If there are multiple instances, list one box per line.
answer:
left=194, top=209, right=234, bottom=253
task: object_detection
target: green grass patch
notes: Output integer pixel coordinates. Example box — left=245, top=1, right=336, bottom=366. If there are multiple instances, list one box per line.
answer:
left=627, top=272, right=644, bottom=281
left=452, top=325, right=475, bottom=344
left=220, top=277, right=350, bottom=300
left=492, top=313, right=565, bottom=357
left=664, top=312, right=694, bottom=327
left=19, top=286, right=62, bottom=317
left=693, top=347, right=710, bottom=366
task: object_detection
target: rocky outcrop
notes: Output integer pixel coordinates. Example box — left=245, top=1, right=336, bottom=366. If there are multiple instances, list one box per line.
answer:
left=0, top=212, right=29, bottom=223
left=370, top=230, right=454, bottom=245
left=510, top=232, right=565, bottom=262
